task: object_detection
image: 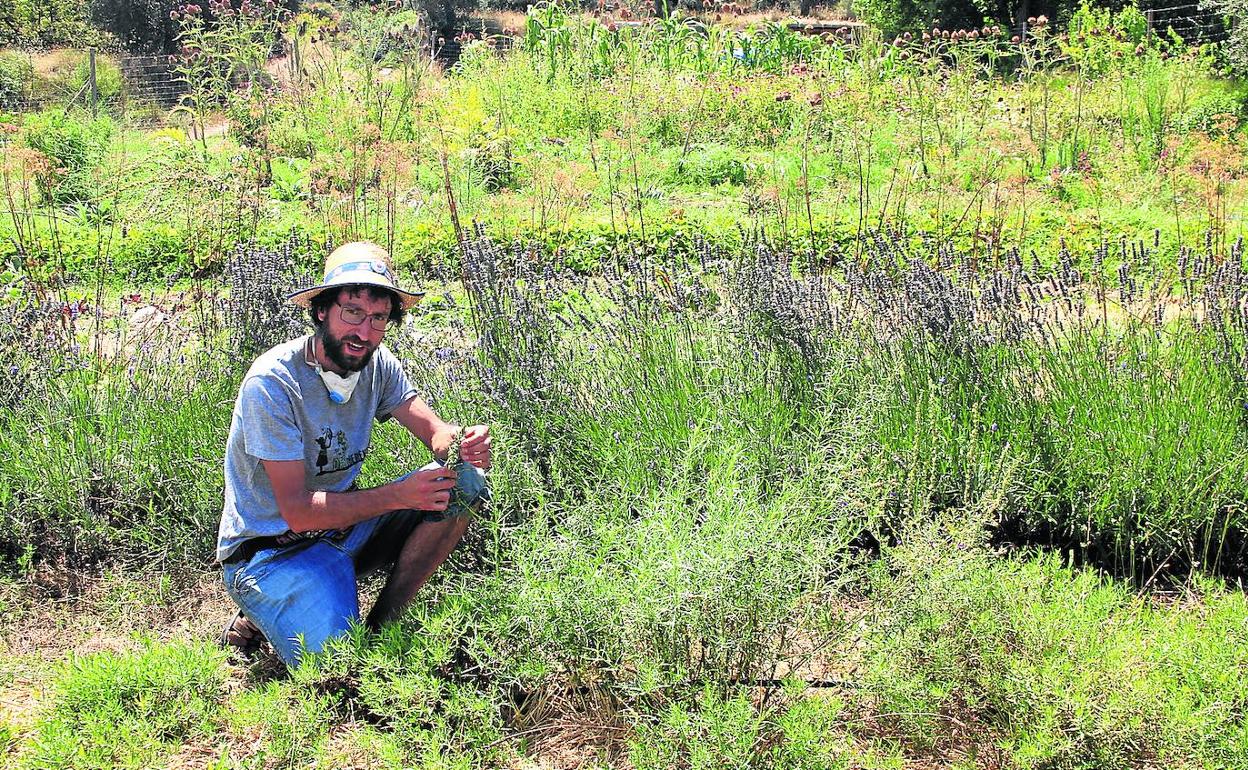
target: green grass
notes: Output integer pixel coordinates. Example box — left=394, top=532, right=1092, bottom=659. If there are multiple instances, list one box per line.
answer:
left=862, top=517, right=1248, bottom=768
left=7, top=535, right=1248, bottom=768
left=5, top=5, right=1248, bottom=765
left=18, top=641, right=226, bottom=770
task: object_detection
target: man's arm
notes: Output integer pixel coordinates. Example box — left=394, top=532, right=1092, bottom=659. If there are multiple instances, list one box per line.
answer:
left=262, top=459, right=457, bottom=533
left=261, top=396, right=490, bottom=533
left=390, top=395, right=454, bottom=455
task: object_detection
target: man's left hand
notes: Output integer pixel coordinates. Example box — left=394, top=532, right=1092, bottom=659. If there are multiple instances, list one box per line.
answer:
left=434, top=424, right=492, bottom=470
left=459, top=424, right=492, bottom=469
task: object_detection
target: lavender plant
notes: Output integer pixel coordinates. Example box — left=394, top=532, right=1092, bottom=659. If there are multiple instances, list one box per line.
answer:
left=223, top=236, right=316, bottom=361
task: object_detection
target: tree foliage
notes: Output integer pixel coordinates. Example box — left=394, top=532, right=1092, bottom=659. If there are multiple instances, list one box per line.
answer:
left=0, top=0, right=103, bottom=48
left=90, top=0, right=180, bottom=53
left=1207, top=0, right=1248, bottom=76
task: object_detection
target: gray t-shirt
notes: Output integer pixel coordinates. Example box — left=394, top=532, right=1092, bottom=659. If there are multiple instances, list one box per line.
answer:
left=216, top=335, right=418, bottom=562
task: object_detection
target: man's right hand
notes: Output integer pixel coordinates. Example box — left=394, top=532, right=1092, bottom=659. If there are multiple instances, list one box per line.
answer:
left=397, top=466, right=458, bottom=511
left=264, top=459, right=461, bottom=532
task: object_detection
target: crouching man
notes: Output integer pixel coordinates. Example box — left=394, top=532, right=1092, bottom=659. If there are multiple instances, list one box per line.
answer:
left=216, top=241, right=490, bottom=666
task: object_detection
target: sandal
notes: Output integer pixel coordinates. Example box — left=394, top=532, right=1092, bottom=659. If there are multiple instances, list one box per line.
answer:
left=219, top=609, right=266, bottom=657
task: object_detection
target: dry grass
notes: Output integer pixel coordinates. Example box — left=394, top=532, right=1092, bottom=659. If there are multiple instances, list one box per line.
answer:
left=502, top=681, right=634, bottom=770
left=476, top=10, right=532, bottom=34
left=0, top=568, right=235, bottom=762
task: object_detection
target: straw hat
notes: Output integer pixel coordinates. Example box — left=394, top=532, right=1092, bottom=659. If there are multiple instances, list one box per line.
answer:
left=287, top=242, right=424, bottom=310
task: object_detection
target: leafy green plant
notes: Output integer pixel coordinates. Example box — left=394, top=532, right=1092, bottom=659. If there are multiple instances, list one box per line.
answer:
left=862, top=520, right=1248, bottom=768
left=170, top=0, right=288, bottom=151
left=671, top=143, right=749, bottom=186
left=269, top=155, right=311, bottom=201
left=20, top=109, right=113, bottom=206
left=0, top=51, right=33, bottom=111
left=72, top=53, right=124, bottom=108
left=629, top=686, right=769, bottom=770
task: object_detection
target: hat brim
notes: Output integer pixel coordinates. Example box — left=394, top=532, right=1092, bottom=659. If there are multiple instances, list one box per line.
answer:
left=288, top=276, right=425, bottom=310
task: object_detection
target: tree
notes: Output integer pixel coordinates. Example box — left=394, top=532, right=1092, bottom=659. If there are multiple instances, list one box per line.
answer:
left=1205, top=0, right=1248, bottom=75
left=0, top=0, right=101, bottom=48
left=90, top=0, right=180, bottom=53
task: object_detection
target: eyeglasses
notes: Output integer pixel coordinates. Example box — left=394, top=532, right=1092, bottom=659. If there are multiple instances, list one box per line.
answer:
left=335, top=302, right=393, bottom=332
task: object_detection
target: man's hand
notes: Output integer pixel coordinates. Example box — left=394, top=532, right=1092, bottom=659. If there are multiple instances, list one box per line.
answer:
left=396, top=466, right=459, bottom=512
left=460, top=425, right=492, bottom=469
left=432, top=424, right=492, bottom=470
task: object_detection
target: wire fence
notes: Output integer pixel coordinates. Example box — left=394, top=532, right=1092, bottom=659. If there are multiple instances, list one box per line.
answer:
left=0, top=49, right=186, bottom=122
left=1024, top=0, right=1231, bottom=43
left=118, top=55, right=185, bottom=110
left=1140, top=0, right=1229, bottom=43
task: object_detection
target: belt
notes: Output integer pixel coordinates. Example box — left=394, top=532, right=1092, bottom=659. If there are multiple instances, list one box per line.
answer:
left=222, top=528, right=349, bottom=565
left=221, top=535, right=285, bottom=565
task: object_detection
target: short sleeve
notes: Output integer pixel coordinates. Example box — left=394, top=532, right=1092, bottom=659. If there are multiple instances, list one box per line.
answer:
left=374, top=346, right=419, bottom=421
left=236, top=375, right=305, bottom=461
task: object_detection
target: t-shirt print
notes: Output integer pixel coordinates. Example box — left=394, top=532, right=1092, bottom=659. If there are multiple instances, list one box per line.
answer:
left=313, top=426, right=367, bottom=476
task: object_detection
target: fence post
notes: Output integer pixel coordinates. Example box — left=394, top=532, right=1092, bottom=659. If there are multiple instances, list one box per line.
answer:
left=1147, top=8, right=1156, bottom=43
left=292, top=34, right=302, bottom=85
left=88, top=48, right=99, bottom=115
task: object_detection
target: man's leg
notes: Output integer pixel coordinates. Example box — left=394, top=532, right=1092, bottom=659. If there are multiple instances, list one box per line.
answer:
left=224, top=539, right=360, bottom=667
left=365, top=513, right=471, bottom=629
left=355, top=462, right=488, bottom=629
left=221, top=612, right=263, bottom=651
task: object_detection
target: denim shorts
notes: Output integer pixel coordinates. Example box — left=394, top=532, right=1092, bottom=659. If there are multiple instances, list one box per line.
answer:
left=222, top=462, right=487, bottom=666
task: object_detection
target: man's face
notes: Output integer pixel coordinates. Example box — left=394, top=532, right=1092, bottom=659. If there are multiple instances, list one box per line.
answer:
left=316, top=288, right=393, bottom=373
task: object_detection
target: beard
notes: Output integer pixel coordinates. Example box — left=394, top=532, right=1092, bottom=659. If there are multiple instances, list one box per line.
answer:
left=319, top=327, right=376, bottom=372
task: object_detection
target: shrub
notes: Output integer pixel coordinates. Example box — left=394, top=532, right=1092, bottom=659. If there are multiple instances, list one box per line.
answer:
left=412, top=0, right=480, bottom=34
left=629, top=687, right=768, bottom=770
left=90, top=0, right=179, bottom=53
left=0, top=0, right=103, bottom=48
left=1064, top=3, right=1154, bottom=76
left=115, top=222, right=192, bottom=280
left=671, top=144, right=750, bottom=186
left=852, top=0, right=1000, bottom=35
left=861, top=520, right=1248, bottom=767
left=71, top=52, right=124, bottom=108
left=1179, top=88, right=1248, bottom=136
left=1208, top=0, right=1248, bottom=76
left=0, top=51, right=33, bottom=111
left=21, top=109, right=113, bottom=206
left=463, top=133, right=519, bottom=192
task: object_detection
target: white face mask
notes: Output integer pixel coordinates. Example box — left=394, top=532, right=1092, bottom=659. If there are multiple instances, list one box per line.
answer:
left=305, top=337, right=361, bottom=404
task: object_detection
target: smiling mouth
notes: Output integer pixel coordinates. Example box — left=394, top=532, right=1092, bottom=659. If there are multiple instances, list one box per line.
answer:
left=344, top=339, right=370, bottom=356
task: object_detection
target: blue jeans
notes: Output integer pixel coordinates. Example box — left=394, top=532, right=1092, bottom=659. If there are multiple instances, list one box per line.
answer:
left=222, top=462, right=487, bottom=666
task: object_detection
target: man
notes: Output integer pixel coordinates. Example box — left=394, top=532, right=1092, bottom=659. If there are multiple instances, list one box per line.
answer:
left=216, top=241, right=490, bottom=666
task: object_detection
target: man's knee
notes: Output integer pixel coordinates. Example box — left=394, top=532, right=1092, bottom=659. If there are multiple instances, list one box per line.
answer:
left=455, top=463, right=489, bottom=507
left=413, top=509, right=471, bottom=542
left=225, top=541, right=361, bottom=666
